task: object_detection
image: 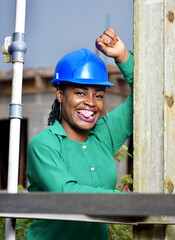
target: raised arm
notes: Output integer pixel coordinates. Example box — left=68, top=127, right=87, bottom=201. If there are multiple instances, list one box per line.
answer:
left=95, top=28, right=133, bottom=154
left=95, top=27, right=130, bottom=64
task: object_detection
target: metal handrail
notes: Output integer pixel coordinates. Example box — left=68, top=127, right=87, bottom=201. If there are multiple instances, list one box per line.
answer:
left=0, top=193, right=175, bottom=225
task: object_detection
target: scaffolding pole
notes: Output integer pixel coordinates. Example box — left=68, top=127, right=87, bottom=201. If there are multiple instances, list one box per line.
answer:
left=134, top=0, right=175, bottom=239
left=2, top=0, right=27, bottom=239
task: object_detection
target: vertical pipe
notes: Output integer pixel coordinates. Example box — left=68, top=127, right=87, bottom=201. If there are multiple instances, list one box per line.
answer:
left=7, top=64, right=24, bottom=194
left=5, top=0, right=26, bottom=239
left=15, top=0, right=26, bottom=33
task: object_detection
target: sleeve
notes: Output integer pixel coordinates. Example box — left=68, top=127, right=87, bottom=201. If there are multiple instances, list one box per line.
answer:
left=27, top=132, right=123, bottom=194
left=95, top=51, right=133, bottom=155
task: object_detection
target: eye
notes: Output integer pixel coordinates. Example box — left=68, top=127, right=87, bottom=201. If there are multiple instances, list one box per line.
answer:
left=95, top=94, right=104, bottom=99
left=75, top=91, right=85, bottom=96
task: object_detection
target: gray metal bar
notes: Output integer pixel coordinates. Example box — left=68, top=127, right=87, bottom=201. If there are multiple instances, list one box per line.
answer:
left=0, top=193, right=175, bottom=217
left=1, top=213, right=175, bottom=225
left=0, top=213, right=136, bottom=225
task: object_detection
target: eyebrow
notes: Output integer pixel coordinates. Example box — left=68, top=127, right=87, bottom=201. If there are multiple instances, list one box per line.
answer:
left=73, top=86, right=106, bottom=92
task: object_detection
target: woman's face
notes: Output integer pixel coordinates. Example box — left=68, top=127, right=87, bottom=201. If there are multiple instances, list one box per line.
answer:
left=57, top=84, right=106, bottom=132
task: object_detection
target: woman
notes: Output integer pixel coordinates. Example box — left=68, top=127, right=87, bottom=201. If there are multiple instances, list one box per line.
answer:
left=27, top=27, right=133, bottom=240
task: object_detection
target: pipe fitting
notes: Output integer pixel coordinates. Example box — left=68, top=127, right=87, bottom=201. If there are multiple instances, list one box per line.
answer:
left=8, top=32, right=27, bottom=63
left=9, top=103, right=23, bottom=119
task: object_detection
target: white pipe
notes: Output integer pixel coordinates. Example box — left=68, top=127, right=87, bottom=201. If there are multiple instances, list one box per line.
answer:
left=5, top=0, right=26, bottom=239
left=5, top=219, right=16, bottom=240
left=7, top=119, right=21, bottom=193
left=15, top=0, right=26, bottom=33
left=11, top=62, right=23, bottom=103
left=5, top=117, right=21, bottom=239
left=7, top=64, right=23, bottom=192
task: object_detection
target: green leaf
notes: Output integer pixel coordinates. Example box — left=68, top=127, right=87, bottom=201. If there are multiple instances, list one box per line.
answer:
left=120, top=174, right=133, bottom=185
left=113, top=144, right=132, bottom=163
left=121, top=145, right=128, bottom=150
left=120, top=149, right=132, bottom=158
left=115, top=185, right=122, bottom=191
left=18, top=184, right=24, bottom=192
left=113, top=152, right=119, bottom=158
left=117, top=153, right=127, bottom=161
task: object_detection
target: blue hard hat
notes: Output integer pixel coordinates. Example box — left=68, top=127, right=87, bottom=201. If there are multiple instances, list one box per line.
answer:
left=51, top=48, right=114, bottom=87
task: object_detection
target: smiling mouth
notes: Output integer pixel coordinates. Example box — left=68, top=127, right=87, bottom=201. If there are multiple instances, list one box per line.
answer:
left=76, top=109, right=96, bottom=122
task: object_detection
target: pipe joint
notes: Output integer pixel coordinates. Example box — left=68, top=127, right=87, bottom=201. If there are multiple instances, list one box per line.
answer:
left=9, top=103, right=23, bottom=119
left=8, top=32, right=27, bottom=63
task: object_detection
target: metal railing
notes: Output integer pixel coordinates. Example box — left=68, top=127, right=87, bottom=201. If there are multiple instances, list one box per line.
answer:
left=0, top=193, right=175, bottom=225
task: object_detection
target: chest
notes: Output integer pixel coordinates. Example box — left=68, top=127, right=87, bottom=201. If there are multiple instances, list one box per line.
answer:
left=59, top=136, right=117, bottom=189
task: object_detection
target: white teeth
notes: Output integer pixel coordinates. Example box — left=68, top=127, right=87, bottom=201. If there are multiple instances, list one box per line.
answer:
left=77, top=109, right=95, bottom=119
left=77, top=110, right=94, bottom=115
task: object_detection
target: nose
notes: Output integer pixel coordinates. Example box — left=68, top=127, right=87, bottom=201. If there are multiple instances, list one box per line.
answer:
left=84, top=94, right=96, bottom=107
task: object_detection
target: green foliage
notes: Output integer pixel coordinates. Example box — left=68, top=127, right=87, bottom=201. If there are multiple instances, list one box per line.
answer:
left=0, top=217, right=134, bottom=240
left=116, top=174, right=133, bottom=191
left=108, top=145, right=133, bottom=240
left=0, top=218, right=33, bottom=240
left=16, top=219, right=33, bottom=239
left=114, top=145, right=132, bottom=163
left=108, top=224, right=133, bottom=240
left=18, top=184, right=25, bottom=192
left=114, top=145, right=133, bottom=192
left=0, top=218, right=5, bottom=240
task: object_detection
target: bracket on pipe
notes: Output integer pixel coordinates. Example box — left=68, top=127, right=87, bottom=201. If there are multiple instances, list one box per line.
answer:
left=1, top=32, right=27, bottom=63
left=9, top=103, right=23, bottom=119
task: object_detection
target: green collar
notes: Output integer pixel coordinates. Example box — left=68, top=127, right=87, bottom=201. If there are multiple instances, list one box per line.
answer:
left=49, top=120, right=96, bottom=137
left=49, top=120, right=67, bottom=136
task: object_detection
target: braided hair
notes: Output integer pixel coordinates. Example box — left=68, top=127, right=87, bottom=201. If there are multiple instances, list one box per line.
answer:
left=48, top=82, right=70, bottom=126
left=48, top=98, right=61, bottom=126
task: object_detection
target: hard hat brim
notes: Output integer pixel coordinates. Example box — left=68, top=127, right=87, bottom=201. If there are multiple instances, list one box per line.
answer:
left=51, top=78, right=114, bottom=87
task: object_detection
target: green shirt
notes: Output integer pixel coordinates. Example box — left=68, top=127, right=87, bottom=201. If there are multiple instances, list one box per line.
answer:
left=27, top=51, right=133, bottom=240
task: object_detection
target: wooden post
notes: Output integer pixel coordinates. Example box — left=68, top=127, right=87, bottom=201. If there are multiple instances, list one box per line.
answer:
left=164, top=0, right=175, bottom=238
left=134, top=0, right=175, bottom=239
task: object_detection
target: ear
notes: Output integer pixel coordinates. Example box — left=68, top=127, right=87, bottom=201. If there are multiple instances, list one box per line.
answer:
left=56, top=88, right=63, bottom=103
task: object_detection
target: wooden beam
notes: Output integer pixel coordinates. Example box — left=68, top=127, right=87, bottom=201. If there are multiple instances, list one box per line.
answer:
left=134, top=0, right=175, bottom=238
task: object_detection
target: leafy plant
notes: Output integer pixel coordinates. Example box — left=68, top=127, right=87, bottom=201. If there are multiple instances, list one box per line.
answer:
left=114, top=145, right=132, bottom=163
left=108, top=145, right=133, bottom=240
left=0, top=218, right=5, bottom=240
left=108, top=224, right=133, bottom=240
left=0, top=218, right=33, bottom=240
left=115, top=174, right=133, bottom=191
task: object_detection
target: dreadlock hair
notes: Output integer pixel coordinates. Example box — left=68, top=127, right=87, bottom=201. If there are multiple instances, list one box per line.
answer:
left=48, top=98, right=61, bottom=126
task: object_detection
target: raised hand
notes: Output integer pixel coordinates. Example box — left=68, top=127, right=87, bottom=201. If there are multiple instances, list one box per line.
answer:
left=95, top=27, right=130, bottom=63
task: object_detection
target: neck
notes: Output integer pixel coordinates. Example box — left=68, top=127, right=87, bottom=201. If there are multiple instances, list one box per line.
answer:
left=61, top=121, right=89, bottom=142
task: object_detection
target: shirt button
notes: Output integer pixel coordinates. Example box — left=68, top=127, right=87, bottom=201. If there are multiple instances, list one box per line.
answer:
left=83, top=145, right=87, bottom=149
left=91, top=167, right=95, bottom=171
